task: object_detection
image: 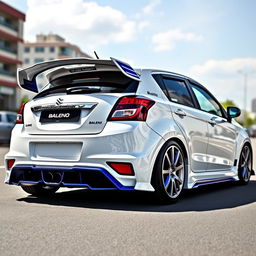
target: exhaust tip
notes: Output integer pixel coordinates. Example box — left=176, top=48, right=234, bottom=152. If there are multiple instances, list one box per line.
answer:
left=43, top=171, right=62, bottom=184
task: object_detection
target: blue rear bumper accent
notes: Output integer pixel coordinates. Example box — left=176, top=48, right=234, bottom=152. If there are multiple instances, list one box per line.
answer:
left=9, top=165, right=134, bottom=191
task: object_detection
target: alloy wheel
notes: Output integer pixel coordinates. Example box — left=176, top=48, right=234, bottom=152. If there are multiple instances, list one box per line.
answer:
left=239, top=145, right=252, bottom=183
left=162, top=145, right=185, bottom=198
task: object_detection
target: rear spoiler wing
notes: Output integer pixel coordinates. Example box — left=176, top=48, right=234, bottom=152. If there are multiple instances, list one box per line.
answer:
left=17, top=57, right=140, bottom=93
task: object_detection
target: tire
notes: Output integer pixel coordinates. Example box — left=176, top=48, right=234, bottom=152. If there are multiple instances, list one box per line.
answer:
left=238, top=144, right=252, bottom=185
left=21, top=184, right=59, bottom=196
left=151, top=140, right=186, bottom=203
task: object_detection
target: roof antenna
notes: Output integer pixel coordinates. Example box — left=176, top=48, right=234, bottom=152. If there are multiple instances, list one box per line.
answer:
left=94, top=51, right=99, bottom=59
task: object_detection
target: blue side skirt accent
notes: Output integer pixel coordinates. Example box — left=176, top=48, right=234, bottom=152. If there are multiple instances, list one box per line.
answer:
left=9, top=165, right=134, bottom=191
left=192, top=177, right=236, bottom=188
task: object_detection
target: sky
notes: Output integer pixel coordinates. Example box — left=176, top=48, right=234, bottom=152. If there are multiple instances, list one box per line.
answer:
left=4, top=0, right=256, bottom=110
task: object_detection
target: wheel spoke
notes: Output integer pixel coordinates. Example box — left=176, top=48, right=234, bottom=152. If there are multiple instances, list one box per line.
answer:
left=171, top=147, right=175, bottom=164
left=242, top=150, right=246, bottom=161
left=174, top=173, right=182, bottom=184
left=244, top=148, right=250, bottom=163
left=174, top=151, right=180, bottom=166
left=164, top=175, right=171, bottom=188
left=163, top=169, right=170, bottom=175
left=170, top=179, right=174, bottom=196
left=172, top=179, right=177, bottom=196
left=165, top=153, right=172, bottom=168
left=175, top=164, right=184, bottom=172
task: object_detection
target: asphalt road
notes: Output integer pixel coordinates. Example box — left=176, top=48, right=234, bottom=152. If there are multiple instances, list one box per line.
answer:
left=0, top=141, right=256, bottom=256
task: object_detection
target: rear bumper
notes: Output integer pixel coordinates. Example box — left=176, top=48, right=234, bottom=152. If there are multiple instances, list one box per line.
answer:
left=5, top=121, right=165, bottom=192
left=8, top=164, right=134, bottom=190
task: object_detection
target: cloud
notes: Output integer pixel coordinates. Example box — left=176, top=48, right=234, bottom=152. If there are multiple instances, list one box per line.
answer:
left=151, top=29, right=203, bottom=52
left=188, top=58, right=256, bottom=110
left=25, top=0, right=139, bottom=50
left=142, top=0, right=161, bottom=15
left=190, top=58, right=256, bottom=76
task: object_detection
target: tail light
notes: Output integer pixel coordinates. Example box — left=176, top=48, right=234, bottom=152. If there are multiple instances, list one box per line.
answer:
left=16, top=103, right=26, bottom=124
left=108, top=96, right=155, bottom=121
left=7, top=159, right=15, bottom=169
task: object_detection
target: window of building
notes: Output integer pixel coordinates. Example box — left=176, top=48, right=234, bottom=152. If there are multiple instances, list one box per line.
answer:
left=24, top=47, right=30, bottom=53
left=34, top=58, right=44, bottom=63
left=49, top=47, right=55, bottom=52
left=24, top=58, right=30, bottom=64
left=162, top=77, right=194, bottom=107
left=59, top=47, right=73, bottom=56
left=35, top=47, right=44, bottom=53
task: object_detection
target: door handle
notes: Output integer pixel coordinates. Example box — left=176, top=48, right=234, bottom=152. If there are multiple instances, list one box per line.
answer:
left=208, top=116, right=225, bottom=125
left=174, top=109, right=186, bottom=117
left=208, top=117, right=216, bottom=125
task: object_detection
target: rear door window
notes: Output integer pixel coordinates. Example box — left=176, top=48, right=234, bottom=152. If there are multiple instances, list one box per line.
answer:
left=162, top=77, right=194, bottom=107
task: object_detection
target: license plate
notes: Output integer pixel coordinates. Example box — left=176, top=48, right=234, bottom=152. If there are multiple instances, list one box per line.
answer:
left=40, top=109, right=81, bottom=123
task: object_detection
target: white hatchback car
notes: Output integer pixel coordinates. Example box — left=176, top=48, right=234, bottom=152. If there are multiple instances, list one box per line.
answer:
left=4, top=58, right=254, bottom=203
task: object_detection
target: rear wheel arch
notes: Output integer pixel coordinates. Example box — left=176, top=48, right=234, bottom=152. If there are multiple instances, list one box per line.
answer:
left=150, top=137, right=189, bottom=184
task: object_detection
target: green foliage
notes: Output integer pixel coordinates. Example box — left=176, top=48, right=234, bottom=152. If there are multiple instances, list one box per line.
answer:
left=221, top=99, right=237, bottom=109
left=21, top=96, right=30, bottom=105
left=221, top=99, right=256, bottom=127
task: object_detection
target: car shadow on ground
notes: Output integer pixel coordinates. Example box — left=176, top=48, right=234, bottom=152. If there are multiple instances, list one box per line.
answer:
left=17, top=180, right=256, bottom=212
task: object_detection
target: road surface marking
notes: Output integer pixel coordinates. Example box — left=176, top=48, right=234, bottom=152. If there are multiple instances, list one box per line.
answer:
left=0, top=166, right=5, bottom=169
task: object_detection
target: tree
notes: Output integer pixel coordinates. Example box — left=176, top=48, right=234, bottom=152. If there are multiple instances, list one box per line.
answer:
left=220, top=99, right=237, bottom=110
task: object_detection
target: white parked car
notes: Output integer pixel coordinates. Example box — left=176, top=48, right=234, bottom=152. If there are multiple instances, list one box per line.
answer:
left=4, top=58, right=254, bottom=203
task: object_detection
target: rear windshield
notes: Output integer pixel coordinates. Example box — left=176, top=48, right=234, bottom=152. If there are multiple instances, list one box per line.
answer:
left=35, top=71, right=139, bottom=99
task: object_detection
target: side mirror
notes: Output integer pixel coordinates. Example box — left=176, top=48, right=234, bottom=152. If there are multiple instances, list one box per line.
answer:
left=227, top=106, right=241, bottom=122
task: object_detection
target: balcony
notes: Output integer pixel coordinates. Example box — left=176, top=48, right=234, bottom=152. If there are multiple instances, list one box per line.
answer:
left=0, top=46, right=17, bottom=60
left=0, top=19, right=17, bottom=31
left=0, top=44, right=17, bottom=54
left=0, top=69, right=15, bottom=77
left=0, top=68, right=16, bottom=83
left=0, top=19, right=18, bottom=37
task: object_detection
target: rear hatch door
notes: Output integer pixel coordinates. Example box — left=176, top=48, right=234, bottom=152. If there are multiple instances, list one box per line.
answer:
left=19, top=58, right=140, bottom=135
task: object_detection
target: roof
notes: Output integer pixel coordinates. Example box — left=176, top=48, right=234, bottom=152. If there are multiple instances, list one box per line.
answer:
left=140, top=68, right=198, bottom=83
left=24, top=42, right=92, bottom=58
left=0, top=1, right=26, bottom=21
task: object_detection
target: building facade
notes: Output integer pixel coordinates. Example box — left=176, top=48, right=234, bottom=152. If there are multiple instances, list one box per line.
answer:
left=252, top=98, right=256, bottom=113
left=23, top=34, right=91, bottom=66
left=0, top=1, right=25, bottom=110
left=20, top=33, right=92, bottom=99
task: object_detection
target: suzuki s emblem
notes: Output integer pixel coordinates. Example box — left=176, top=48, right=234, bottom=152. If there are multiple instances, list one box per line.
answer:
left=56, top=98, right=64, bottom=106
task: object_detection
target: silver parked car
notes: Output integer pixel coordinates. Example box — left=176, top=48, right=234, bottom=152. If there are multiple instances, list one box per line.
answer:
left=0, top=111, right=17, bottom=144
left=4, top=58, right=254, bottom=203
